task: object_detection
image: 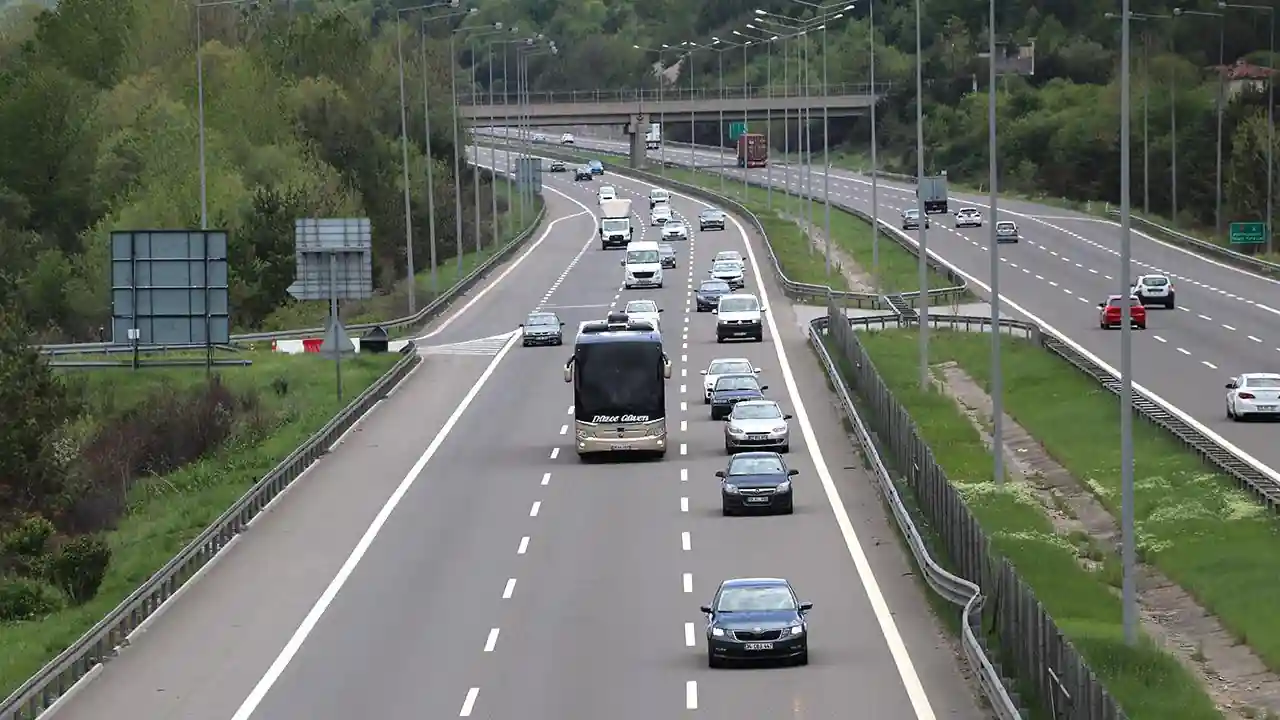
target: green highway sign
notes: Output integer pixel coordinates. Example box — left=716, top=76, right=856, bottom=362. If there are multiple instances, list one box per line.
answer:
left=1229, top=221, right=1267, bottom=245
left=728, top=122, right=747, bottom=140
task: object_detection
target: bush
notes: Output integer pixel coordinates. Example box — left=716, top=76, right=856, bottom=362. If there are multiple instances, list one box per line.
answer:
left=0, top=577, right=64, bottom=621
left=48, top=534, right=110, bottom=605
left=0, top=514, right=55, bottom=578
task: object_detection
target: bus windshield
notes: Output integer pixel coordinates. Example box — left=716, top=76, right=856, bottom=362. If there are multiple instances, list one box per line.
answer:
left=575, top=342, right=665, bottom=421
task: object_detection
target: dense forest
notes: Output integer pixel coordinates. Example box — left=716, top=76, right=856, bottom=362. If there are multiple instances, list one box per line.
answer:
left=448, top=0, right=1276, bottom=246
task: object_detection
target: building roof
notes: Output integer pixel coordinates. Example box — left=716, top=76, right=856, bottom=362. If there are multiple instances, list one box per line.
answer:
left=1212, top=59, right=1276, bottom=80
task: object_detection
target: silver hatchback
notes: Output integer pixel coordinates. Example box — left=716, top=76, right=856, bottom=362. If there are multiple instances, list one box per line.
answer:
left=723, top=400, right=792, bottom=453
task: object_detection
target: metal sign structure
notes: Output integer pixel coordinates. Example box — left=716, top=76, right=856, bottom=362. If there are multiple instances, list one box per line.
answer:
left=728, top=122, right=748, bottom=141
left=516, top=156, right=543, bottom=195
left=110, top=230, right=230, bottom=352
left=289, top=217, right=374, bottom=398
left=1230, top=221, right=1267, bottom=245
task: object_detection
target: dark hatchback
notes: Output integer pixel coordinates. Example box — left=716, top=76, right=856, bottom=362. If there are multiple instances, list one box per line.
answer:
left=702, top=577, right=811, bottom=667
left=519, top=311, right=564, bottom=346
left=716, top=451, right=796, bottom=515
left=574, top=166, right=593, bottom=181
left=699, top=208, right=727, bottom=231
left=548, top=160, right=567, bottom=172
left=695, top=280, right=732, bottom=312
left=710, top=375, right=767, bottom=420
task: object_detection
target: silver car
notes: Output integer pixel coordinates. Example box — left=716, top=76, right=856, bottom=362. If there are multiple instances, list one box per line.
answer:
left=723, top=400, right=792, bottom=453
left=709, top=260, right=745, bottom=289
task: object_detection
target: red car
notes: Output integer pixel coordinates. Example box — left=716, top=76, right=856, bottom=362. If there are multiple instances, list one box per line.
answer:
left=1098, top=295, right=1146, bottom=329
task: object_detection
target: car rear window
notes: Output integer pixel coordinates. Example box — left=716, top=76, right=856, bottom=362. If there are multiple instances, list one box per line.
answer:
left=1245, top=377, right=1280, bottom=388
left=1142, top=277, right=1169, bottom=286
left=1108, top=297, right=1142, bottom=307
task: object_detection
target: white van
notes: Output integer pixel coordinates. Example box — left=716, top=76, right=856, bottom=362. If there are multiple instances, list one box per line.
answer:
left=621, top=240, right=663, bottom=289
left=649, top=188, right=670, bottom=208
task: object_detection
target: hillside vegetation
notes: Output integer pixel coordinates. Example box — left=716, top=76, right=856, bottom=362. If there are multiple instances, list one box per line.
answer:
left=458, top=0, right=1275, bottom=246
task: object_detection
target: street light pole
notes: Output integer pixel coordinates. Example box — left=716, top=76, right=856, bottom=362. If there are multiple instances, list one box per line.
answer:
left=915, top=0, right=929, bottom=389
left=1119, top=0, right=1138, bottom=648
left=987, top=0, right=1003, bottom=486
left=1221, top=1, right=1276, bottom=254
left=870, top=0, right=880, bottom=292
left=736, top=28, right=780, bottom=210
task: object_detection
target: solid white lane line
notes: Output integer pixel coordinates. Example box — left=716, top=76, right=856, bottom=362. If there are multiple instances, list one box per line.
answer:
left=541, top=472, right=551, bottom=486
left=517, top=536, right=529, bottom=555
left=686, top=681, right=698, bottom=710
left=484, top=628, right=499, bottom=652
left=460, top=688, right=480, bottom=716
left=681, top=531, right=691, bottom=551
left=682, top=572, right=693, bottom=593
left=530, top=501, right=541, bottom=517
left=684, top=622, right=696, bottom=647
left=503, top=578, right=516, bottom=599
left=228, top=333, right=522, bottom=720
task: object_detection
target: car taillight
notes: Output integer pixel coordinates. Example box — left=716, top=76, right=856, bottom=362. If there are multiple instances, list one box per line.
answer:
left=1239, top=392, right=1256, bottom=399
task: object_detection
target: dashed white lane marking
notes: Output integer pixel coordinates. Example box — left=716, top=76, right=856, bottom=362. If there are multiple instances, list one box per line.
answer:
left=1249, top=335, right=1263, bottom=343
left=1203, top=361, right=1218, bottom=369
left=549, top=447, right=560, bottom=460
left=680, top=420, right=688, bottom=431
left=483, top=628, right=499, bottom=652
left=1178, top=347, right=1191, bottom=355
left=680, top=496, right=689, bottom=512
left=680, top=468, right=689, bottom=482
left=502, top=578, right=516, bottom=599
left=517, top=536, right=529, bottom=555
left=541, top=472, right=551, bottom=486
left=680, top=443, right=688, bottom=455
left=686, top=681, right=698, bottom=710
left=567, top=405, right=573, bottom=414
left=684, top=622, right=696, bottom=647
left=680, top=384, right=686, bottom=393
left=559, top=424, right=568, bottom=435
left=681, top=531, right=691, bottom=551
left=460, top=687, right=480, bottom=716
left=682, top=572, right=693, bottom=593
left=529, top=501, right=541, bottom=517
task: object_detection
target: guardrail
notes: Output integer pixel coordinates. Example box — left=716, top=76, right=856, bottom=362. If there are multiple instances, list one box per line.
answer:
left=821, top=309, right=1125, bottom=719
left=1104, top=209, right=1280, bottom=280
left=458, top=82, right=891, bottom=107
left=1, top=344, right=423, bottom=720
left=504, top=142, right=971, bottom=310
left=37, top=165, right=547, bottom=355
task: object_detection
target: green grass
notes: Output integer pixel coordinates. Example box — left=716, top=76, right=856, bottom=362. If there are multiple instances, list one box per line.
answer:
left=0, top=349, right=401, bottom=699
left=258, top=187, right=545, bottom=335
left=838, top=328, right=1280, bottom=718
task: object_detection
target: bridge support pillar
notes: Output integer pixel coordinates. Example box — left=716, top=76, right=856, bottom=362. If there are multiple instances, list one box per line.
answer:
left=624, top=113, right=648, bottom=169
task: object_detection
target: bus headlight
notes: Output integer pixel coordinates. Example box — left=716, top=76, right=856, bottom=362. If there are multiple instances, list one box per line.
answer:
left=577, top=429, right=588, bottom=440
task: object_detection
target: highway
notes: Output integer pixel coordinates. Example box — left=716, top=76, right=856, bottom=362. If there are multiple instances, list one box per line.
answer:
left=41, top=145, right=987, bottom=719
left=558, top=130, right=1280, bottom=476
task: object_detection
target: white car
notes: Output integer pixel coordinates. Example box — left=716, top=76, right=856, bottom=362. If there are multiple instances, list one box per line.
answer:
left=954, top=207, right=984, bottom=228
left=561, top=132, right=575, bottom=144
left=1130, top=273, right=1175, bottom=309
left=598, top=186, right=617, bottom=202
left=724, top=399, right=792, bottom=453
left=1226, top=373, right=1280, bottom=421
left=713, top=250, right=745, bottom=271
left=651, top=204, right=672, bottom=225
left=533, top=133, right=547, bottom=143
left=623, top=299, right=662, bottom=332
left=701, top=357, right=760, bottom=403
left=708, top=260, right=745, bottom=289
left=662, top=220, right=689, bottom=240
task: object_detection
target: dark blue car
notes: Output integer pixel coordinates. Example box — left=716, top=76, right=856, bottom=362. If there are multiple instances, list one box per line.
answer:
left=710, top=374, right=767, bottom=420
left=695, top=279, right=732, bottom=312
left=588, top=159, right=604, bottom=175
left=715, top=451, right=797, bottom=515
left=702, top=577, right=811, bottom=666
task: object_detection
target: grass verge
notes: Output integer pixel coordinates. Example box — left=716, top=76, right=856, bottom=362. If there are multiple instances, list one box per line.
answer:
left=258, top=185, right=545, bottom=334
left=840, top=329, right=1231, bottom=719
left=0, top=350, right=401, bottom=699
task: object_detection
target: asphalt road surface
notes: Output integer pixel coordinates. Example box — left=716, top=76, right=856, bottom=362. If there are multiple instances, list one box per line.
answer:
left=549, top=129, right=1280, bottom=478
left=46, top=148, right=987, bottom=720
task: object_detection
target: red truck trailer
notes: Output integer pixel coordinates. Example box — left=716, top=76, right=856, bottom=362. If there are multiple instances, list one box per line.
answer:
left=736, top=133, right=768, bottom=168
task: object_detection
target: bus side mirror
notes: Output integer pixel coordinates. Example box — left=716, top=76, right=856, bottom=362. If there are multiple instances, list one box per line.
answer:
left=563, top=365, right=573, bottom=383
left=620, top=259, right=626, bottom=266
left=711, top=309, right=718, bottom=315
left=663, top=361, right=672, bottom=379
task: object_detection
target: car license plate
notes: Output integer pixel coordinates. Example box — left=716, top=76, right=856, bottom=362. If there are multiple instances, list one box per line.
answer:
left=743, top=642, right=774, bottom=650
left=611, top=444, right=629, bottom=450
left=748, top=433, right=769, bottom=439
left=745, top=496, right=770, bottom=503
left=1259, top=405, right=1276, bottom=411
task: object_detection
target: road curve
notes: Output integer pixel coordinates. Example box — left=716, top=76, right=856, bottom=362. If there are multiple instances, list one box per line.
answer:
left=44, top=148, right=986, bottom=720
left=560, top=131, right=1280, bottom=476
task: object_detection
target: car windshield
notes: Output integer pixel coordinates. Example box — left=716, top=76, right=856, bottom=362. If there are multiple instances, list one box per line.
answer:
left=997, top=222, right=1015, bottom=231
left=589, top=161, right=602, bottom=167
left=718, top=297, right=758, bottom=312
left=700, top=281, right=730, bottom=293
left=627, top=250, right=659, bottom=264
left=701, top=210, right=723, bottom=218
left=715, top=375, right=760, bottom=392
left=904, top=209, right=919, bottom=218
left=716, top=253, right=740, bottom=262
left=659, top=245, right=675, bottom=255
left=733, top=404, right=781, bottom=420
left=525, top=314, right=557, bottom=327
left=666, top=222, right=685, bottom=231
left=708, top=360, right=753, bottom=375
left=712, top=263, right=738, bottom=273
left=716, top=585, right=796, bottom=612
left=626, top=301, right=657, bottom=313
left=727, top=454, right=784, bottom=475
left=654, top=207, right=669, bottom=214
left=959, top=208, right=978, bottom=215
left=1141, top=277, right=1169, bottom=286
left=1244, top=377, right=1280, bottom=388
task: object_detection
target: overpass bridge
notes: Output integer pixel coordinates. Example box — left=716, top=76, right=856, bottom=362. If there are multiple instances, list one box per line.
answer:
left=458, top=84, right=886, bottom=167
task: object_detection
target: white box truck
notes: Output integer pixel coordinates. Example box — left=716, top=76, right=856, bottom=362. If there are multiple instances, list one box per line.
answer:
left=600, top=198, right=633, bottom=249
left=645, top=122, right=661, bottom=150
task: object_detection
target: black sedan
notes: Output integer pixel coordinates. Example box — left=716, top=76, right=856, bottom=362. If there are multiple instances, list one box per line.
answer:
left=699, top=208, right=727, bottom=231
left=702, top=577, right=811, bottom=667
left=716, top=451, right=796, bottom=515
left=695, top=280, right=732, bottom=312
left=710, top=374, right=767, bottom=420
left=574, top=166, right=593, bottom=181
left=519, top=311, right=564, bottom=346
left=548, top=160, right=567, bottom=172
